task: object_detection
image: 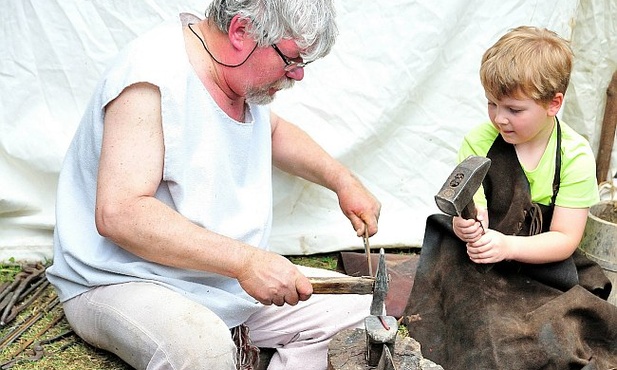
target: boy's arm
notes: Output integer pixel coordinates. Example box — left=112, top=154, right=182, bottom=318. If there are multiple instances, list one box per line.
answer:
left=505, top=206, right=589, bottom=263
left=468, top=205, right=588, bottom=264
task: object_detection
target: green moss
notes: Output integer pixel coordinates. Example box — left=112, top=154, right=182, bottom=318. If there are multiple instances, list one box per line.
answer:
left=287, top=253, right=339, bottom=271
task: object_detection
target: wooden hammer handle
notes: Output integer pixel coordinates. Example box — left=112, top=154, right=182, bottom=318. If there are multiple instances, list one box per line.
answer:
left=460, top=199, right=478, bottom=220
left=461, top=199, right=494, bottom=273
left=308, top=276, right=374, bottom=294
left=597, top=70, right=617, bottom=182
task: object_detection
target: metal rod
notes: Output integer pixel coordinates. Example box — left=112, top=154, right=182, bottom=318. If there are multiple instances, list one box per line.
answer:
left=364, top=228, right=373, bottom=277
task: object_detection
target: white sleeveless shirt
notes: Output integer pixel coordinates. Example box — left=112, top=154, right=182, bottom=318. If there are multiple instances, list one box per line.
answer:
left=47, top=16, right=273, bottom=328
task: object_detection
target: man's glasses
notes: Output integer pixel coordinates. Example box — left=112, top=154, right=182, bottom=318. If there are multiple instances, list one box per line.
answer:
left=271, top=44, right=312, bottom=72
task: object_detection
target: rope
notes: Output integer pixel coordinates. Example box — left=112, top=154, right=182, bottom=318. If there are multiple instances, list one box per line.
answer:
left=528, top=203, right=544, bottom=236
left=232, top=324, right=260, bottom=370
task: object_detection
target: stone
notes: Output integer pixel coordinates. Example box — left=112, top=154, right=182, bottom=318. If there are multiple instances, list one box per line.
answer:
left=327, top=328, right=443, bottom=370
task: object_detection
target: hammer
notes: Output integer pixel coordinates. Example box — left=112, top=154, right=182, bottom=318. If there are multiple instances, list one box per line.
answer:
left=435, top=156, right=493, bottom=272
left=435, top=155, right=491, bottom=221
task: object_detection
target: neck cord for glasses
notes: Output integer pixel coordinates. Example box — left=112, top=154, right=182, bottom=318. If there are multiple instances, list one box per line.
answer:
left=188, top=23, right=258, bottom=68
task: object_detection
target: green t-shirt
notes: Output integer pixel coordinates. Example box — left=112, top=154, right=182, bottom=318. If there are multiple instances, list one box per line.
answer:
left=458, top=120, right=599, bottom=209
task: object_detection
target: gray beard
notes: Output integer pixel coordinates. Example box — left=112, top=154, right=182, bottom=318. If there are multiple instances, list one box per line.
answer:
left=245, top=78, right=295, bottom=105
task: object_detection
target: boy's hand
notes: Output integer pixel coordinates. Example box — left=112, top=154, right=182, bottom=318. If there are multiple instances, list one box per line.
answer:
left=452, top=207, right=488, bottom=243
left=466, top=229, right=512, bottom=264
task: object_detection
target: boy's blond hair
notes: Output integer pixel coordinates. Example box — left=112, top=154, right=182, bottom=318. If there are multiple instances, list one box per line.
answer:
left=480, top=26, right=573, bottom=105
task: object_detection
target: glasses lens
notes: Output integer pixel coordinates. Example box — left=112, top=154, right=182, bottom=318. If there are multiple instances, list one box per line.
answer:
left=284, top=62, right=307, bottom=72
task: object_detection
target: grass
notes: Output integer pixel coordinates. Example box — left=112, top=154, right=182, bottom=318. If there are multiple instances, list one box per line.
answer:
left=0, top=305, right=131, bottom=369
left=0, top=262, right=131, bottom=370
left=0, top=254, right=343, bottom=370
left=287, top=253, right=340, bottom=271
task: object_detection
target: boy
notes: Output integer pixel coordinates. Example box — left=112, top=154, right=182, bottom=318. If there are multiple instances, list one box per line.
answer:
left=405, top=26, right=616, bottom=370
left=452, top=26, right=599, bottom=277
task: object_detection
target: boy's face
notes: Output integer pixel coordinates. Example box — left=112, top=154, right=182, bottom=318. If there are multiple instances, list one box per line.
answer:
left=486, top=93, right=562, bottom=146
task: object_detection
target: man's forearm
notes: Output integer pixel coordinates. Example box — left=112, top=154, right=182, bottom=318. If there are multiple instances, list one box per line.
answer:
left=271, top=117, right=349, bottom=192
left=96, top=195, right=254, bottom=279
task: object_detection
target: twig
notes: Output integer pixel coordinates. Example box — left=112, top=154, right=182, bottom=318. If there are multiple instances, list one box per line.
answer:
left=0, top=294, right=59, bottom=350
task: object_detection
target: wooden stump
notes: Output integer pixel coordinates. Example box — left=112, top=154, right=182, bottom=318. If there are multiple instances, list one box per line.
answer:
left=327, top=328, right=444, bottom=370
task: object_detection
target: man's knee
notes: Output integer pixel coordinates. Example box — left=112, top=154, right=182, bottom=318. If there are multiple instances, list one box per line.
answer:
left=62, top=283, right=238, bottom=370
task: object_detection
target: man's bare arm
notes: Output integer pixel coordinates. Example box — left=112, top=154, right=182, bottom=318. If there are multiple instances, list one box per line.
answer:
left=270, top=112, right=381, bottom=237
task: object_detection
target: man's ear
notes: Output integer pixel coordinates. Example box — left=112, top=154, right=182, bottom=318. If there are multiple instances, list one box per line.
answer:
left=547, top=93, right=564, bottom=116
left=227, top=15, right=252, bottom=51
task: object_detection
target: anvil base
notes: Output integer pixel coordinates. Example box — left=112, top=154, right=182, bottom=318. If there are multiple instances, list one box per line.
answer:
left=327, top=328, right=444, bottom=370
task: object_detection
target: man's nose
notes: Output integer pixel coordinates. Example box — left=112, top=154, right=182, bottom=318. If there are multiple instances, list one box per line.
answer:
left=286, top=67, right=304, bottom=81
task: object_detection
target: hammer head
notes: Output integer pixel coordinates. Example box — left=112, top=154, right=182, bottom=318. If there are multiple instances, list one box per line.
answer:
left=434, top=156, right=491, bottom=217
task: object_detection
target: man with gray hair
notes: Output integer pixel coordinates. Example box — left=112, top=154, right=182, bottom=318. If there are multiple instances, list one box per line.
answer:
left=46, top=0, right=381, bottom=369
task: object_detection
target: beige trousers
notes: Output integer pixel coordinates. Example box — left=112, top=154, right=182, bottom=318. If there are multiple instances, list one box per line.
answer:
left=62, top=267, right=371, bottom=370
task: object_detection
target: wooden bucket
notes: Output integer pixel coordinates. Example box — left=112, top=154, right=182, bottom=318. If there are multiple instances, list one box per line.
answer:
left=578, top=200, right=617, bottom=306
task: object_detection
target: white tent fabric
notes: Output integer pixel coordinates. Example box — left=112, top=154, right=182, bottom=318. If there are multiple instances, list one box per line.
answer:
left=1, top=1, right=615, bottom=261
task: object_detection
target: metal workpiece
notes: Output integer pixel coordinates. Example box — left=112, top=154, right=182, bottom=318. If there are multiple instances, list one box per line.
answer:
left=369, top=249, right=388, bottom=317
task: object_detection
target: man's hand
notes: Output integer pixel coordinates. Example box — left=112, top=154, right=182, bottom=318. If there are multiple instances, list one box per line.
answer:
left=337, top=176, right=381, bottom=237
left=236, top=250, right=313, bottom=306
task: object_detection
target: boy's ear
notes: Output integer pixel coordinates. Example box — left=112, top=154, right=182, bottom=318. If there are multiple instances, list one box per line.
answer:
left=547, top=93, right=564, bottom=116
left=228, top=15, right=252, bottom=51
